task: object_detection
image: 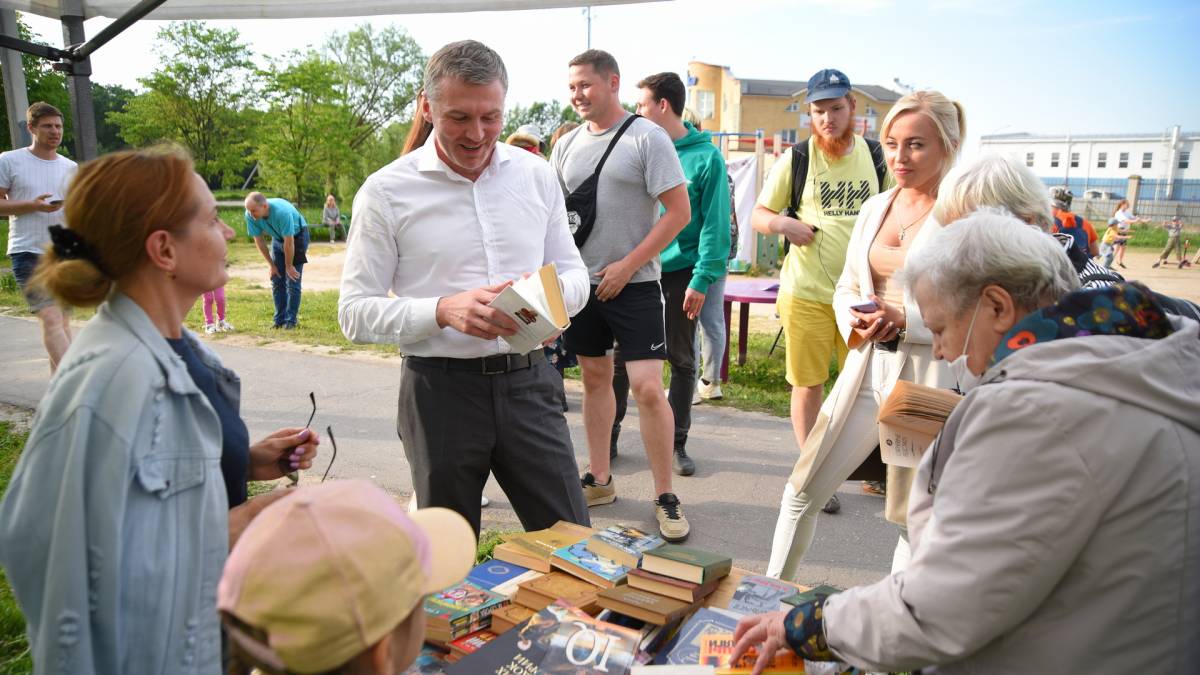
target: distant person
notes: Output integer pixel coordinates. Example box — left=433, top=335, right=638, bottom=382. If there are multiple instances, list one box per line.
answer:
left=202, top=284, right=233, bottom=334
left=1111, top=199, right=1146, bottom=269
left=1049, top=187, right=1098, bottom=258
left=609, top=71, right=730, bottom=477
left=0, top=149, right=319, bottom=674
left=1099, top=219, right=1129, bottom=269
left=751, top=69, right=892, bottom=487
left=220, top=480, right=475, bottom=675
left=551, top=49, right=692, bottom=542
left=244, top=191, right=310, bottom=329
left=339, top=40, right=591, bottom=535
left=506, top=124, right=545, bottom=155
left=0, top=101, right=77, bottom=371
left=1152, top=215, right=1189, bottom=268
left=323, top=193, right=346, bottom=242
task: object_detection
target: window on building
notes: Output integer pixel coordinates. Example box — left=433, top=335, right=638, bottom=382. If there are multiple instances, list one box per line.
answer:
left=1181, top=151, right=1191, bottom=169
left=864, top=105, right=877, bottom=117
left=1097, top=152, right=1107, bottom=168
left=1070, top=152, right=1079, bottom=168
left=1142, top=152, right=1153, bottom=169
left=784, top=101, right=800, bottom=113
left=1050, top=152, right=1060, bottom=168
left=1026, top=152, right=1034, bottom=167
left=1119, top=152, right=1129, bottom=168
left=780, top=129, right=798, bottom=144
left=696, top=90, right=715, bottom=120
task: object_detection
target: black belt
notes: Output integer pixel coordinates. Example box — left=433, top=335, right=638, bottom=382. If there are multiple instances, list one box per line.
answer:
left=406, top=350, right=545, bottom=375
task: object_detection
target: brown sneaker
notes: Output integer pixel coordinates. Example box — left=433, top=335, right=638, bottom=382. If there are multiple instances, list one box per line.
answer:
left=581, top=472, right=616, bottom=507
left=654, top=493, right=690, bottom=542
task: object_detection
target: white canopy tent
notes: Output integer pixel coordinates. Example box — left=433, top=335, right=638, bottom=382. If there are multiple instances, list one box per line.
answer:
left=0, top=0, right=662, bottom=157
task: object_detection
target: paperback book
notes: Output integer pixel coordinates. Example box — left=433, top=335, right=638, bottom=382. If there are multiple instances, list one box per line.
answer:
left=550, top=540, right=631, bottom=588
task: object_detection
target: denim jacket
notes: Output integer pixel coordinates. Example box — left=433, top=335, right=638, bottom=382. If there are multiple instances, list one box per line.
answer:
left=0, top=292, right=238, bottom=674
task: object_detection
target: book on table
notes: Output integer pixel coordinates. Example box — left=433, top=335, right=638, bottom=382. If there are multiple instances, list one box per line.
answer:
left=597, top=584, right=697, bottom=626
left=550, top=539, right=632, bottom=588
left=652, top=607, right=740, bottom=666
left=588, top=524, right=666, bottom=568
left=780, top=584, right=842, bottom=610
left=725, top=575, right=800, bottom=616
left=446, top=600, right=642, bottom=675
left=513, top=570, right=601, bottom=613
left=399, top=644, right=449, bottom=674
left=640, top=545, right=733, bottom=585
left=877, top=379, right=963, bottom=467
left=488, top=262, right=571, bottom=354
left=699, top=633, right=803, bottom=674
left=446, top=630, right=496, bottom=663
left=423, top=580, right=509, bottom=644
left=490, top=603, right=537, bottom=635
left=467, top=559, right=542, bottom=598
left=492, top=520, right=595, bottom=573
left=628, top=568, right=720, bottom=604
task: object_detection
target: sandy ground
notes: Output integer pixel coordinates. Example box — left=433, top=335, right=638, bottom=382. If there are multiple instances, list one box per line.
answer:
left=229, top=244, right=1199, bottom=336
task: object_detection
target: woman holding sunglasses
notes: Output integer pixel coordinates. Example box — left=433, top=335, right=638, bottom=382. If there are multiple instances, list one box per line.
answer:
left=0, top=148, right=319, bottom=674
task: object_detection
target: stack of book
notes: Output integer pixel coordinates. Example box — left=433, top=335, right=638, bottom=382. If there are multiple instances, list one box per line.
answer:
left=492, top=521, right=594, bottom=572
left=598, top=544, right=733, bottom=625
left=445, top=629, right=496, bottom=664
left=422, top=579, right=509, bottom=645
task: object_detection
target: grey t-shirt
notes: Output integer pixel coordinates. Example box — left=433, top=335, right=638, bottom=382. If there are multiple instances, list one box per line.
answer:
left=551, top=113, right=686, bottom=284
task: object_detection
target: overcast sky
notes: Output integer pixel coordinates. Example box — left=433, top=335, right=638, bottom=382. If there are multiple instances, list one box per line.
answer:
left=19, top=0, right=1200, bottom=153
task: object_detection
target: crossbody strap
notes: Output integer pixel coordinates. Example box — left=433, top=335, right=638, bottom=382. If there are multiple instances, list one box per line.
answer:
left=590, top=113, right=641, bottom=179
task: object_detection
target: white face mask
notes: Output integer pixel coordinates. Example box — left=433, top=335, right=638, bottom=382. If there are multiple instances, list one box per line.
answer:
left=948, top=297, right=984, bottom=393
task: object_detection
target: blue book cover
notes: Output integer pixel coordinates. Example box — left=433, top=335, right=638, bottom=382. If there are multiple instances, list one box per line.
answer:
left=551, top=540, right=631, bottom=584
left=653, top=607, right=739, bottom=665
left=468, top=560, right=533, bottom=590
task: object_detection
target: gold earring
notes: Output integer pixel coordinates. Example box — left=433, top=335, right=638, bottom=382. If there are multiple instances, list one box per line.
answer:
left=168, top=270, right=177, bottom=280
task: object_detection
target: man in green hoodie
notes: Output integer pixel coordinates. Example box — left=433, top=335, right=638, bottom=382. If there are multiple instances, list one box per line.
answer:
left=610, top=71, right=731, bottom=476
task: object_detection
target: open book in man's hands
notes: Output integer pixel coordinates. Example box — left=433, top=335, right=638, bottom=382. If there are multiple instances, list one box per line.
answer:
left=877, top=380, right=963, bottom=467
left=488, top=263, right=570, bottom=354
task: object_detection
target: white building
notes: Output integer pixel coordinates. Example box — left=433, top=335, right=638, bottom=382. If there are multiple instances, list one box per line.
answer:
left=979, top=126, right=1199, bottom=202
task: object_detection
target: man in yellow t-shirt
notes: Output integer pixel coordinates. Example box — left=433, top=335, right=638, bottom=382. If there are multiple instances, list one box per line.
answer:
left=751, top=68, right=892, bottom=462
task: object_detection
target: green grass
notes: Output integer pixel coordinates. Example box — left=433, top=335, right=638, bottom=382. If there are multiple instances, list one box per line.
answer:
left=0, top=422, right=32, bottom=673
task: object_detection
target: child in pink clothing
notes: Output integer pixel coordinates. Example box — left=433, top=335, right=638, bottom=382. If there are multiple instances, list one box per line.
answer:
left=203, top=287, right=234, bottom=334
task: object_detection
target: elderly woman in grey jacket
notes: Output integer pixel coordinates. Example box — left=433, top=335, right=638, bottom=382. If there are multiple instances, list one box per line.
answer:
left=732, top=211, right=1199, bottom=674
left=0, top=149, right=320, bottom=674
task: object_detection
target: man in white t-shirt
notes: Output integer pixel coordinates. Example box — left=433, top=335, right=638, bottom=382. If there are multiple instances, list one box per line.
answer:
left=0, top=102, right=78, bottom=372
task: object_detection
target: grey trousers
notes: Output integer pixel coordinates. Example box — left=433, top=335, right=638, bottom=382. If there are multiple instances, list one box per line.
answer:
left=397, top=356, right=590, bottom=535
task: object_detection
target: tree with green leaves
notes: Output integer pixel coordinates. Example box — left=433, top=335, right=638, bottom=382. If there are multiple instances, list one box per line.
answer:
left=110, top=21, right=255, bottom=187
left=324, top=23, right=424, bottom=151
left=91, top=83, right=134, bottom=155
left=255, top=51, right=355, bottom=204
left=502, top=100, right=579, bottom=141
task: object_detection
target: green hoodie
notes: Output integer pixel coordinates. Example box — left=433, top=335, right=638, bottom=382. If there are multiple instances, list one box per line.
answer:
left=660, top=122, right=731, bottom=294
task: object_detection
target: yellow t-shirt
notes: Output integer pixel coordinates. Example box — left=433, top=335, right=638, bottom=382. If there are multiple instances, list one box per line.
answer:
left=758, top=136, right=893, bottom=303
left=1102, top=226, right=1120, bottom=246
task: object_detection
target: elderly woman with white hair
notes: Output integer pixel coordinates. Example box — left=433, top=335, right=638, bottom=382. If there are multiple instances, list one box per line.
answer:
left=731, top=210, right=1200, bottom=674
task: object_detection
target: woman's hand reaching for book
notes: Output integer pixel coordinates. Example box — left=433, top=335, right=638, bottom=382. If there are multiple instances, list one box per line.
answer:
left=730, top=610, right=795, bottom=675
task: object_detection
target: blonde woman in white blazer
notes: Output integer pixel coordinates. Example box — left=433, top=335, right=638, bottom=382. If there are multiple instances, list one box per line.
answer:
left=767, top=91, right=966, bottom=580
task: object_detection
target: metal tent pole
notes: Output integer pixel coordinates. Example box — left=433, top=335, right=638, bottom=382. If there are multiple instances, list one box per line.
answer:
left=0, top=9, right=31, bottom=149
left=59, top=0, right=96, bottom=161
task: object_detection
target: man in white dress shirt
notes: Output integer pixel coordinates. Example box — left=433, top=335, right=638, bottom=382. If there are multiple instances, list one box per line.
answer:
left=338, top=40, right=590, bottom=534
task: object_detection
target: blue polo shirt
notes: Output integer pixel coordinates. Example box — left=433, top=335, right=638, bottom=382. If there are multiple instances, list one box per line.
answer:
left=244, top=198, right=307, bottom=241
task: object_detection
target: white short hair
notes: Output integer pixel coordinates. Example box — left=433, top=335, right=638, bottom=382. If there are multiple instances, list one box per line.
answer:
left=934, top=154, right=1054, bottom=231
left=903, top=208, right=1079, bottom=314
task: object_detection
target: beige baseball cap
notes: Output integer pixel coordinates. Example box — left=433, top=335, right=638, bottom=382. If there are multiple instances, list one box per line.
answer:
left=217, top=480, right=475, bottom=674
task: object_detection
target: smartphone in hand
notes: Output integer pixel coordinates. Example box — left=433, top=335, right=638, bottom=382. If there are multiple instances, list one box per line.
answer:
left=850, top=301, right=879, bottom=313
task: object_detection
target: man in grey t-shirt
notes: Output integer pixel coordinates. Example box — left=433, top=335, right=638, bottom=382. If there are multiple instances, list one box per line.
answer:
left=0, top=102, right=77, bottom=372
left=551, top=49, right=693, bottom=542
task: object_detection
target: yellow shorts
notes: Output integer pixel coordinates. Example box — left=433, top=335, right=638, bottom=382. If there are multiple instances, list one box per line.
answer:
left=778, top=294, right=848, bottom=388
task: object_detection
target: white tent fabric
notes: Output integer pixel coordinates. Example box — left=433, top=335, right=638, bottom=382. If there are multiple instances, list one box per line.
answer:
left=0, top=0, right=661, bottom=20
left=727, top=154, right=758, bottom=268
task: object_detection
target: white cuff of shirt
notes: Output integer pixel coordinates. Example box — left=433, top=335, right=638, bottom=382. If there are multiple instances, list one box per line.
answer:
left=408, top=296, right=444, bottom=342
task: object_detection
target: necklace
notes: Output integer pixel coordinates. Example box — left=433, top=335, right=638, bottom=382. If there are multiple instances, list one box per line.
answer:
left=898, top=204, right=934, bottom=243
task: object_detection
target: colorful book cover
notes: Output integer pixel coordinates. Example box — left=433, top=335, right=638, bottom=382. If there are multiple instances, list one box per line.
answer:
left=590, top=524, right=666, bottom=565
left=552, top=540, right=631, bottom=585
left=700, top=633, right=804, bottom=673
left=726, top=576, right=797, bottom=616
left=468, top=560, right=534, bottom=590
left=654, top=607, right=740, bottom=665
left=424, top=580, right=508, bottom=626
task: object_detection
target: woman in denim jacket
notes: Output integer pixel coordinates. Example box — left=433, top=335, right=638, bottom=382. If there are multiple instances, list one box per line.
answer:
left=0, top=149, right=320, bottom=674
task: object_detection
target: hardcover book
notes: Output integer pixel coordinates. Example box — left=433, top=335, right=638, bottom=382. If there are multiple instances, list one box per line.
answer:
left=446, top=600, right=642, bottom=674
left=514, top=571, right=601, bottom=613
left=628, top=568, right=720, bottom=604
left=597, top=585, right=695, bottom=625
left=780, top=584, right=842, bottom=610
left=448, top=630, right=497, bottom=662
left=424, top=580, right=508, bottom=642
left=491, top=603, right=537, bottom=635
left=493, top=521, right=595, bottom=573
left=653, top=607, right=740, bottom=665
left=550, top=540, right=631, bottom=588
left=588, top=524, right=666, bottom=568
left=468, top=560, right=534, bottom=590
left=726, top=575, right=799, bottom=616
left=641, top=545, right=733, bottom=584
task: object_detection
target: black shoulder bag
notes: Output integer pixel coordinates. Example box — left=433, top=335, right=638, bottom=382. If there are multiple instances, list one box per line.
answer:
left=564, top=114, right=641, bottom=248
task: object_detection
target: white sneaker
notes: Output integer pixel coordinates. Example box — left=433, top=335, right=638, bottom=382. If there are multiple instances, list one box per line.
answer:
left=219, top=319, right=235, bottom=332
left=481, top=495, right=490, bottom=508
left=697, top=378, right=723, bottom=400
left=692, top=386, right=702, bottom=405
left=203, top=323, right=218, bottom=334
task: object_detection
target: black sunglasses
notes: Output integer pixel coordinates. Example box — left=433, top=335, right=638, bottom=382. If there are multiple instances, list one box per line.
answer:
left=281, top=392, right=317, bottom=486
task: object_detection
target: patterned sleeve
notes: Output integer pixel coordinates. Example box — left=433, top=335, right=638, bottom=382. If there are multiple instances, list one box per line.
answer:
left=783, top=596, right=837, bottom=661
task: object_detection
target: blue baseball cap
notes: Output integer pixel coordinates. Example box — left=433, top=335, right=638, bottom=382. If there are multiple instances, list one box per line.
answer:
left=804, top=68, right=852, bottom=103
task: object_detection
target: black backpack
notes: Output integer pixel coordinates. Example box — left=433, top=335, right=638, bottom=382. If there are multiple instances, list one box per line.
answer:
left=782, top=136, right=888, bottom=255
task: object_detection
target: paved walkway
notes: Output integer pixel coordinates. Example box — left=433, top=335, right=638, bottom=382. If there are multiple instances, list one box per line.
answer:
left=0, top=314, right=895, bottom=589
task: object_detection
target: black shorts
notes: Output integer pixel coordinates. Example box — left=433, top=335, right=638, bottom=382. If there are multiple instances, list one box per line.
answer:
left=564, top=281, right=667, bottom=361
